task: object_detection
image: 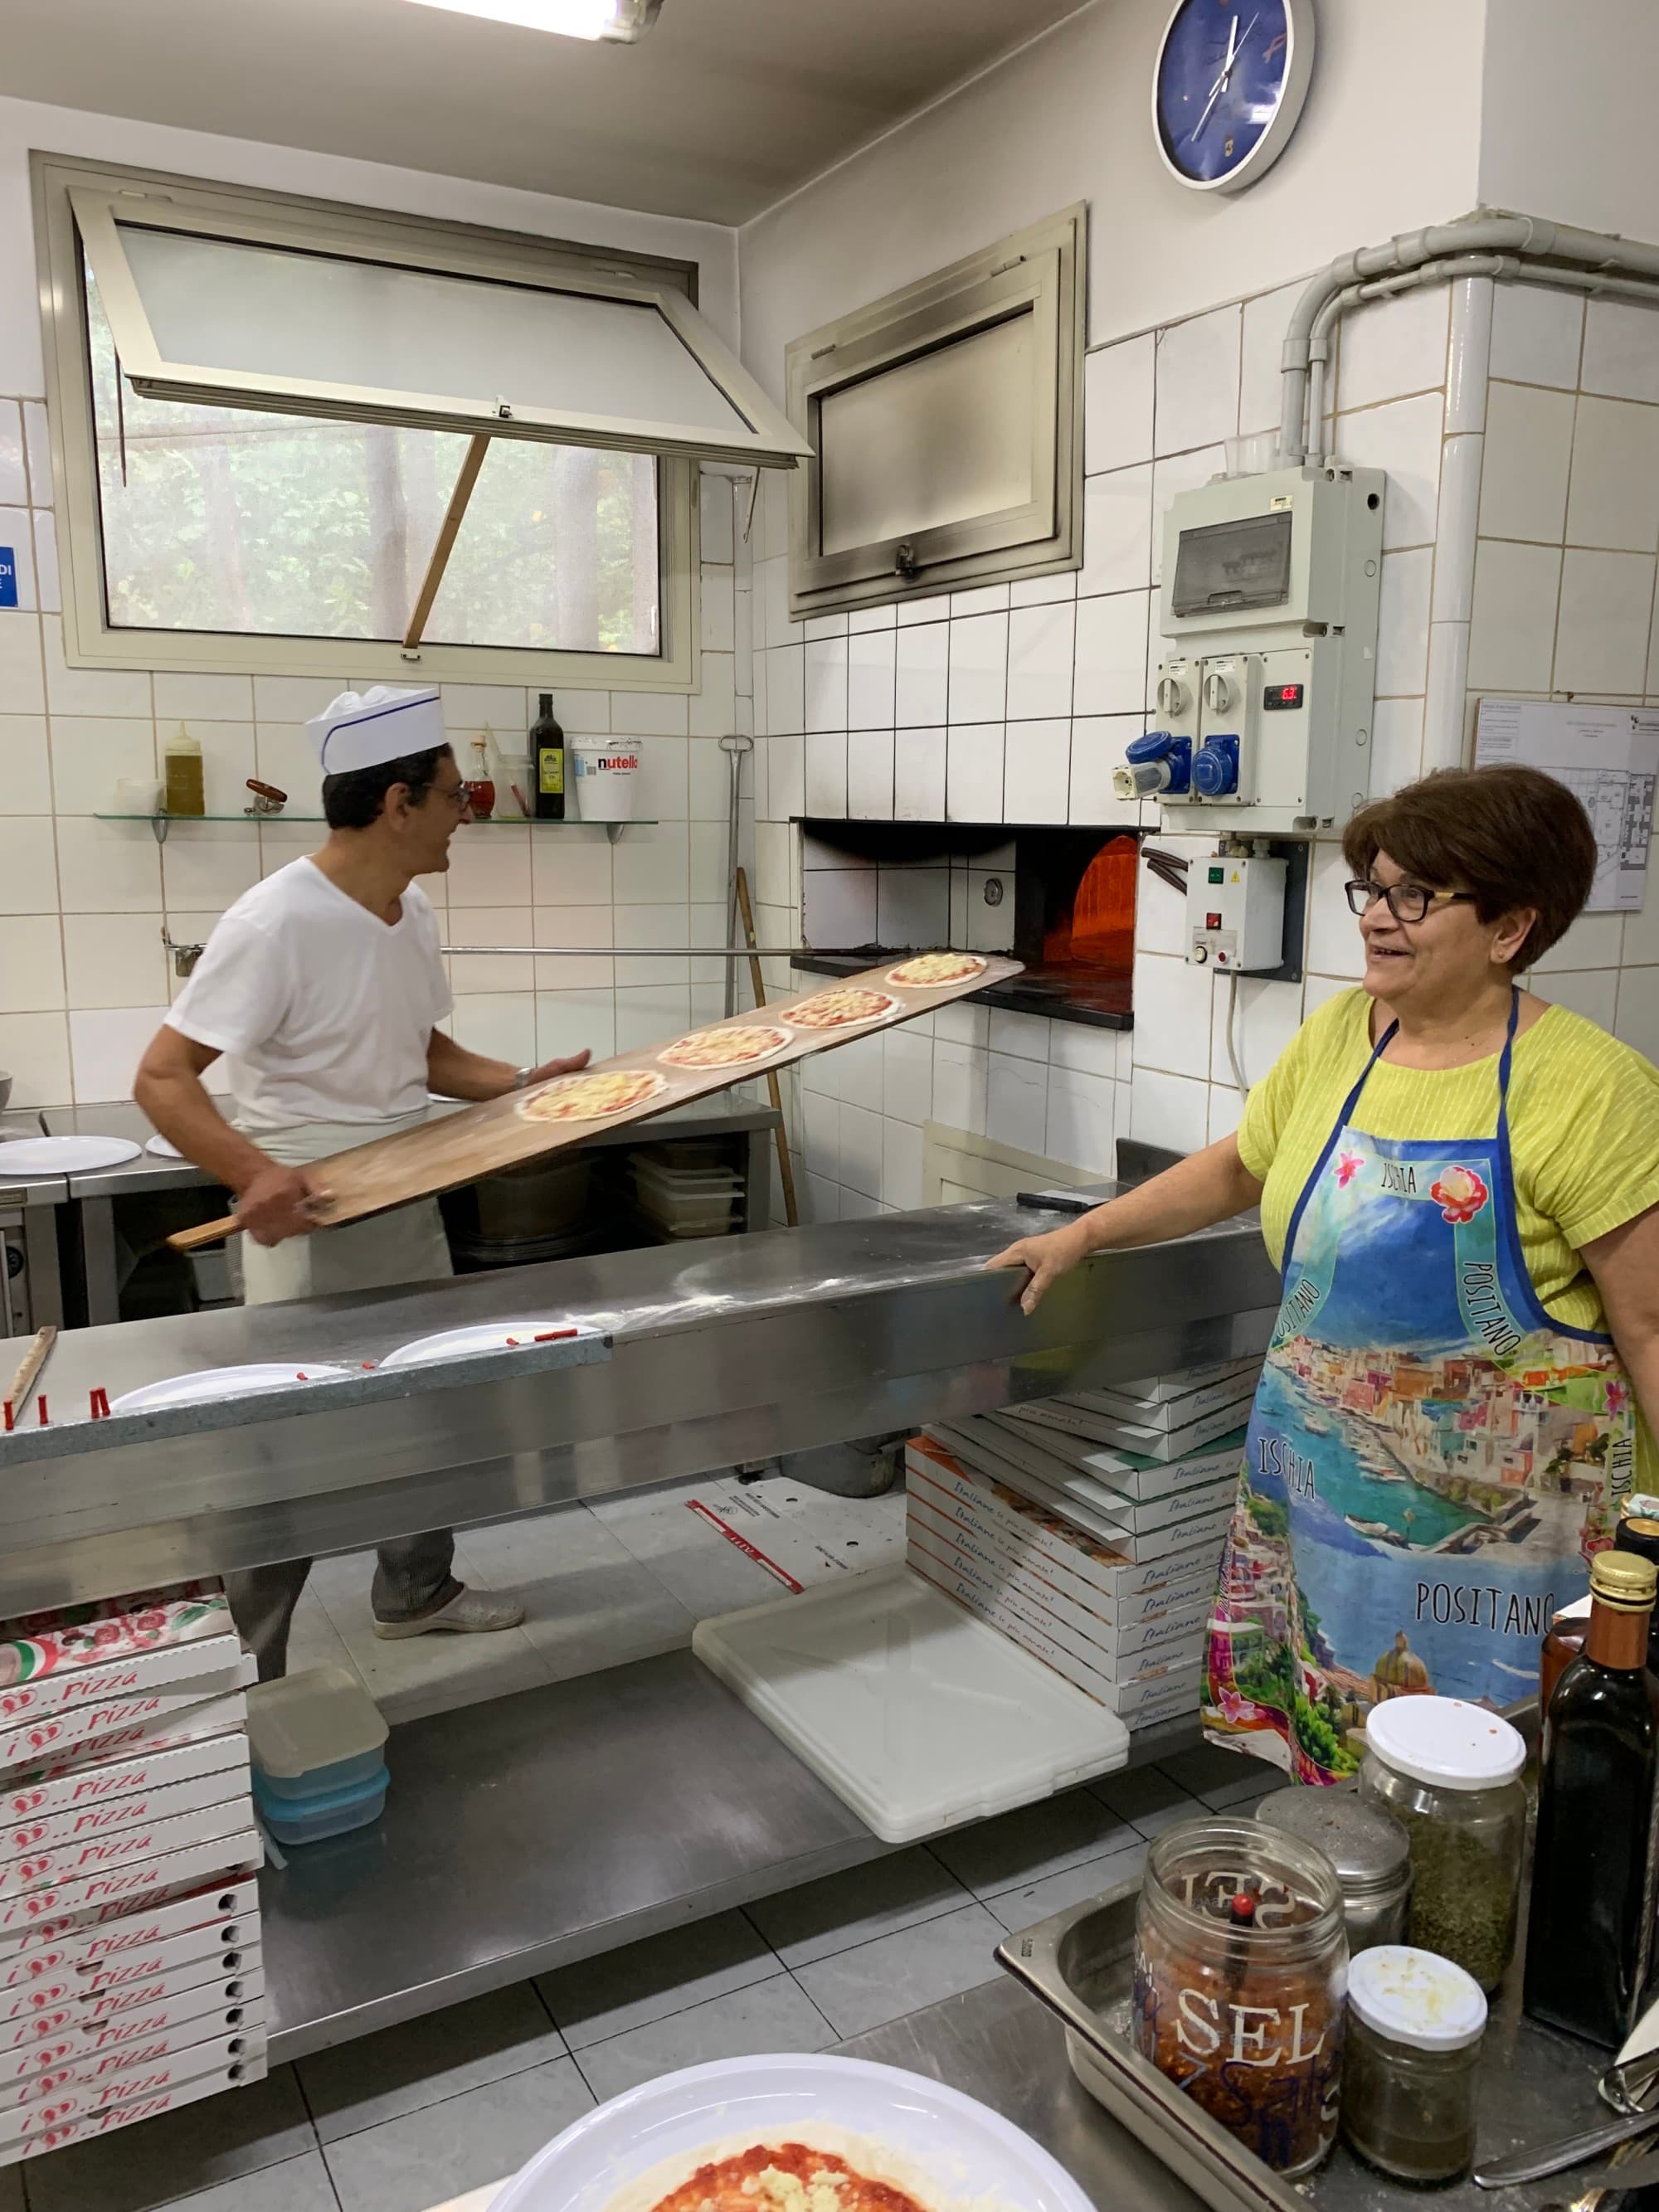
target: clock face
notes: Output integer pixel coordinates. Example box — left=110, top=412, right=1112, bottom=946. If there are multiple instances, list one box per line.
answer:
left=1155, top=0, right=1309, bottom=192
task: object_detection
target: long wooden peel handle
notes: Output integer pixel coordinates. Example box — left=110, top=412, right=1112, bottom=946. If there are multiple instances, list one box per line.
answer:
left=168, top=1211, right=242, bottom=1254
left=734, top=866, right=800, bottom=1230
left=6, top=1326, right=56, bottom=1412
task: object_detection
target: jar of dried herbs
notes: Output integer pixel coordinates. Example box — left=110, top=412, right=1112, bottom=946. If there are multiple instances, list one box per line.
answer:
left=1133, top=1816, right=1349, bottom=2177
left=1341, top=1945, right=1487, bottom=2181
left=1359, top=1698, right=1526, bottom=1994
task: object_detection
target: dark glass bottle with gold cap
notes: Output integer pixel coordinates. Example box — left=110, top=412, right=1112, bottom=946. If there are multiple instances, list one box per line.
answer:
left=1618, top=1513, right=1659, bottom=1675
left=1525, top=1549, right=1659, bottom=2046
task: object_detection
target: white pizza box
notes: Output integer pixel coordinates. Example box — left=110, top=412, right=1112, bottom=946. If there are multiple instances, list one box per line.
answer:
left=1015, top=1473, right=1238, bottom=1539
left=0, top=1729, right=249, bottom=1836
left=911, top=1441, right=1221, bottom=1601
left=1059, top=1364, right=1262, bottom=1430
left=0, top=1793, right=253, bottom=1902
left=939, top=1422, right=1233, bottom=1561
left=0, top=1753, right=251, bottom=1870
left=905, top=1522, right=1206, bottom=1686
left=904, top=1495, right=1211, bottom=1658
left=993, top=1417, right=1248, bottom=1504
left=75, top=1972, right=263, bottom=2054
left=80, top=1945, right=261, bottom=2021
left=0, top=2039, right=267, bottom=2166
left=10, top=1689, right=251, bottom=1787
left=0, top=2022, right=265, bottom=2134
left=0, top=1877, right=258, bottom=1992
left=693, top=1563, right=1127, bottom=1844
left=0, top=1940, right=260, bottom=2032
left=72, top=1920, right=258, bottom=2004
left=1108, top=1357, right=1262, bottom=1403
left=0, top=1665, right=250, bottom=1777
left=1121, top=1670, right=1208, bottom=1728
left=990, top=1388, right=1255, bottom=1461
left=0, top=1834, right=261, bottom=1959
left=0, top=1631, right=242, bottom=1728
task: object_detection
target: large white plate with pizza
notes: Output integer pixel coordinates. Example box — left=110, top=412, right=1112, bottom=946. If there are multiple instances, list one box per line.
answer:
left=489, top=2053, right=1095, bottom=2212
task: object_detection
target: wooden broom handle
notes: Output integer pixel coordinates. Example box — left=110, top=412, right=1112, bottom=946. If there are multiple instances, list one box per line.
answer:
left=734, top=866, right=800, bottom=1229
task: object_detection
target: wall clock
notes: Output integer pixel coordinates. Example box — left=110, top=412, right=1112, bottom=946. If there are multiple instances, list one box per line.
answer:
left=1152, top=0, right=1316, bottom=194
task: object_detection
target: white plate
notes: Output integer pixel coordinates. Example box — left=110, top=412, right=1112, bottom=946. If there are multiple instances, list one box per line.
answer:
left=145, top=1134, right=182, bottom=1159
left=0, top=1136, right=142, bottom=1175
left=490, top=2053, right=1097, bottom=2212
left=109, top=1363, right=353, bottom=1415
left=379, top=1321, right=590, bottom=1371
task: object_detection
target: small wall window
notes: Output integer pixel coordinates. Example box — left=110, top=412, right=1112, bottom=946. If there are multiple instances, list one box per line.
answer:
left=34, top=152, right=809, bottom=690
left=785, top=206, right=1085, bottom=620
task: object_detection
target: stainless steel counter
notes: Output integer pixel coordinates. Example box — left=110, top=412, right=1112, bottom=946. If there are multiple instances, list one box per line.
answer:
left=0, top=1191, right=1278, bottom=1616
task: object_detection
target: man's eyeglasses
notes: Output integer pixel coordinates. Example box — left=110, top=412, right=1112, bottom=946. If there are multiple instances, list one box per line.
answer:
left=435, top=783, right=474, bottom=814
left=1345, top=878, right=1478, bottom=925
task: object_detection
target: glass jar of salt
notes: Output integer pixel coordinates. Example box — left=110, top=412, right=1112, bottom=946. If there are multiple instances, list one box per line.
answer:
left=1358, top=1697, right=1526, bottom=1995
left=1133, top=1816, right=1349, bottom=2177
left=1341, top=1944, right=1487, bottom=2181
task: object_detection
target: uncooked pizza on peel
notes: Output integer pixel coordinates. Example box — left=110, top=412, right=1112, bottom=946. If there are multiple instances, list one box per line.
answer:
left=886, top=952, right=987, bottom=988
left=518, top=1068, right=668, bottom=1123
left=787, top=987, right=898, bottom=1031
left=659, top=1024, right=793, bottom=1069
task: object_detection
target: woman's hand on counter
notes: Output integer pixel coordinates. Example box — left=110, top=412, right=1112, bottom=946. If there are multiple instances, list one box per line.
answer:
left=985, top=1222, right=1094, bottom=1314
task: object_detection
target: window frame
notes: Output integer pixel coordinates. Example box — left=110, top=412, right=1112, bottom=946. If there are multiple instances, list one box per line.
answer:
left=32, top=151, right=776, bottom=691
left=785, top=205, right=1086, bottom=621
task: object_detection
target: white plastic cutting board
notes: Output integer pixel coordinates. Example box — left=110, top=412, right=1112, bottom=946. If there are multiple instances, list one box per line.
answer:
left=692, top=1563, right=1129, bottom=1844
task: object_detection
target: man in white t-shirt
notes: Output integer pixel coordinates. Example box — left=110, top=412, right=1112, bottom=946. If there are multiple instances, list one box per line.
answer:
left=134, top=686, right=591, bottom=1676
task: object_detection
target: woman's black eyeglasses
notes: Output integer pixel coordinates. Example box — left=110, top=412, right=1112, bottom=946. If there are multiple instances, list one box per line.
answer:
left=1345, top=879, right=1479, bottom=925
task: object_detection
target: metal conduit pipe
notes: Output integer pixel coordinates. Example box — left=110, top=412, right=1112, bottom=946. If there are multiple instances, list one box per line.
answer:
left=1279, top=212, right=1659, bottom=464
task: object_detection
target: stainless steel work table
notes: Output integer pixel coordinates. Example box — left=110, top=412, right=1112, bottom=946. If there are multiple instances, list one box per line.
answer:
left=0, top=1191, right=1279, bottom=2066
left=0, top=1110, right=68, bottom=1334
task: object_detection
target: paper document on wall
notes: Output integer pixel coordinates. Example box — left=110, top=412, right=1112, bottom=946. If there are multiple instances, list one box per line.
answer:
left=1474, top=698, right=1659, bottom=912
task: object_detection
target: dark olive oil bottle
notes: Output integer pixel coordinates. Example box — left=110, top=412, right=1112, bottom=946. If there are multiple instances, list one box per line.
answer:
left=531, top=693, right=566, bottom=822
left=1525, top=1549, right=1659, bottom=2046
left=1617, top=1514, right=1659, bottom=1676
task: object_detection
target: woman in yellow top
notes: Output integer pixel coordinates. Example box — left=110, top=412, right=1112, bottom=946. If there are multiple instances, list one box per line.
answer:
left=990, top=765, right=1659, bottom=1782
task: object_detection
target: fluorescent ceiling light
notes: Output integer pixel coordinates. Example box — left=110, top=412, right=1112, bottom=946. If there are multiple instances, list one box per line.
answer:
left=400, top=0, right=662, bottom=39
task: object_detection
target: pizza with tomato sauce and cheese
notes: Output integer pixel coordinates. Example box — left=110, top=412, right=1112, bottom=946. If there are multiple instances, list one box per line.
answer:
left=518, top=1068, right=668, bottom=1124
left=659, top=1024, right=792, bottom=1070
left=786, top=987, right=898, bottom=1032
left=635, top=2141, right=933, bottom=2212
left=886, top=953, right=987, bottom=989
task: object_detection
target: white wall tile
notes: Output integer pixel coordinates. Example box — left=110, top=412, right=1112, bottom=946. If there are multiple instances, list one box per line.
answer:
left=1045, top=1064, right=1116, bottom=1174
left=990, top=1009, right=1049, bottom=1062
left=896, top=595, right=951, bottom=628
left=1489, top=284, right=1584, bottom=390
left=1005, top=602, right=1076, bottom=722
left=0, top=614, right=45, bottom=716
left=764, top=644, right=805, bottom=737
left=947, top=614, right=1009, bottom=724
left=848, top=629, right=897, bottom=730
left=1208, top=1083, right=1245, bottom=1143
left=1566, top=397, right=1659, bottom=553
left=1374, top=548, right=1433, bottom=695
left=1209, top=974, right=1305, bottom=1090
left=441, top=683, right=525, bottom=732
left=935, top=1001, right=989, bottom=1049
left=894, top=624, right=949, bottom=727
left=0, top=404, right=24, bottom=508
left=1478, top=382, right=1576, bottom=543
left=1336, top=284, right=1449, bottom=412
left=614, top=984, right=692, bottom=1053
left=804, top=636, right=849, bottom=733
left=1238, top=282, right=1306, bottom=437
left=531, top=824, right=611, bottom=907
left=531, top=904, right=615, bottom=990
left=153, top=673, right=255, bottom=723
left=0, top=1011, right=71, bottom=1107
left=69, top=1005, right=168, bottom=1104
left=1533, top=968, right=1619, bottom=1028
left=849, top=604, right=898, bottom=634
left=878, top=866, right=950, bottom=947
left=536, top=988, right=615, bottom=1064
left=47, top=717, right=154, bottom=815
left=883, top=1028, right=934, bottom=1124
left=987, top=1051, right=1048, bottom=1151
left=1080, top=465, right=1154, bottom=598
left=1074, top=592, right=1150, bottom=715
left=613, top=824, right=691, bottom=906
left=688, top=651, right=736, bottom=740
left=1532, top=912, right=1624, bottom=975
left=1070, top=712, right=1142, bottom=824
left=688, top=739, right=732, bottom=824
left=1003, top=719, right=1071, bottom=824
left=446, top=823, right=534, bottom=906
left=804, top=730, right=849, bottom=818
left=700, top=566, right=735, bottom=654
left=22, top=408, right=50, bottom=509
left=0, top=915, right=64, bottom=1013
left=611, top=691, right=688, bottom=739
left=0, top=508, right=36, bottom=611
left=946, top=725, right=1005, bottom=823
left=60, top=912, right=167, bottom=1011
left=1307, top=843, right=1366, bottom=980
left=894, top=727, right=946, bottom=821
left=0, top=714, right=51, bottom=816
left=1084, top=334, right=1156, bottom=475
left=1369, top=697, right=1425, bottom=798
left=1155, top=306, right=1241, bottom=458
left=1334, top=394, right=1443, bottom=551
left=1131, top=950, right=1213, bottom=1080
left=769, top=732, right=805, bottom=822
left=54, top=817, right=159, bottom=913
left=1127, top=1067, right=1209, bottom=1154
left=839, top=1100, right=885, bottom=1199
left=1582, top=301, right=1659, bottom=405
left=1467, top=540, right=1562, bottom=692
left=802, top=1088, right=840, bottom=1179
left=31, top=510, right=58, bottom=617
left=1050, top=1020, right=1121, bottom=1081
left=1010, top=572, right=1077, bottom=608
left=41, top=620, right=148, bottom=719
left=1554, top=550, right=1656, bottom=695
left=805, top=867, right=877, bottom=948
left=1614, top=965, right=1659, bottom=1062
left=159, top=823, right=261, bottom=912
left=881, top=1117, right=926, bottom=1210
left=847, top=728, right=895, bottom=819
left=449, top=991, right=539, bottom=1067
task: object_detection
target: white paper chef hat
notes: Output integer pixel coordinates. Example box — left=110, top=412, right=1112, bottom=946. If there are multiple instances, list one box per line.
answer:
left=308, top=687, right=445, bottom=775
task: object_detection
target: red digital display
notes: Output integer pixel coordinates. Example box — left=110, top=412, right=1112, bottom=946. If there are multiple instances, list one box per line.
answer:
left=1264, top=683, right=1305, bottom=711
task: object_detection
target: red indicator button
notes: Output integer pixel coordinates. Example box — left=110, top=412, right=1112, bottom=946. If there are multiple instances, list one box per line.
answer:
left=1206, top=912, right=1223, bottom=929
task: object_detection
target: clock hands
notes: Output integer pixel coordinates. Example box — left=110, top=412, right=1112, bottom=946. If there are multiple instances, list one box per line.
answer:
left=1190, top=7, right=1261, bottom=144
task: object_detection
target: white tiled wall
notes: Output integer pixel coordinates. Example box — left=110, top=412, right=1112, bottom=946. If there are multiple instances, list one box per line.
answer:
left=0, top=404, right=749, bottom=1107
left=754, top=272, right=1659, bottom=1223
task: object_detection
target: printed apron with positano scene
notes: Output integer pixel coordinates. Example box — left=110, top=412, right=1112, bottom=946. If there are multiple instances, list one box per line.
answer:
left=1205, top=993, right=1636, bottom=1783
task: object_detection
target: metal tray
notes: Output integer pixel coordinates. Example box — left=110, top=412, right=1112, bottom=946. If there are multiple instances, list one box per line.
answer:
left=997, top=1879, right=1618, bottom=2212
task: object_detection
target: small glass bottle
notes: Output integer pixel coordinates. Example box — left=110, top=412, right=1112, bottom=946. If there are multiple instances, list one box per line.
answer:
left=1341, top=1945, right=1486, bottom=2182
left=1133, top=1816, right=1348, bottom=2177
left=163, top=725, right=204, bottom=816
left=1254, top=1786, right=1413, bottom=1955
left=1359, top=1697, right=1526, bottom=1993
left=1616, top=1513, right=1659, bottom=1676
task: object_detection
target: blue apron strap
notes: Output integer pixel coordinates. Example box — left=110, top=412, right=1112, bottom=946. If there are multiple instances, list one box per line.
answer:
left=1282, top=1011, right=1399, bottom=1263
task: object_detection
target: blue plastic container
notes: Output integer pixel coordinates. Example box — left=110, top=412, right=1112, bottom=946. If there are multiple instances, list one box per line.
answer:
left=247, top=1664, right=389, bottom=1801
left=254, top=1763, right=389, bottom=1845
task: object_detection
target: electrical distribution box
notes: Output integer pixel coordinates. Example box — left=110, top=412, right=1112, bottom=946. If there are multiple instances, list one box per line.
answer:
left=1186, top=853, right=1287, bottom=972
left=1114, top=464, right=1385, bottom=835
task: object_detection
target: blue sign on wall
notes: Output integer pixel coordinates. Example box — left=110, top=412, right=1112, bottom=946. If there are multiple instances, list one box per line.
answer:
left=0, top=550, right=16, bottom=610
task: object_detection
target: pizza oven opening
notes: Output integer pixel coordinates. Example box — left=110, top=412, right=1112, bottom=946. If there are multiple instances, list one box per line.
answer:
left=795, top=819, right=1140, bottom=1032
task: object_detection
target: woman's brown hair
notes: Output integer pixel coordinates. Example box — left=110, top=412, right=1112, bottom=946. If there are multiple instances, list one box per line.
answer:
left=1341, top=765, right=1597, bottom=969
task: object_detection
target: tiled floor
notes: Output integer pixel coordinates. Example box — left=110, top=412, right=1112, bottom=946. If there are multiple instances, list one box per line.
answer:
left=14, top=1474, right=1272, bottom=2211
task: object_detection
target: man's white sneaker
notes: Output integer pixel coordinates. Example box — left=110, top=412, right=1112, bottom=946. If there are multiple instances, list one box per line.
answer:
left=372, top=1587, right=526, bottom=1639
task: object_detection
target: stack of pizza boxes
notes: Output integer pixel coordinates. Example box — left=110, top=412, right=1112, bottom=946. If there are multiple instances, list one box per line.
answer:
left=906, top=1356, right=1260, bottom=1728
left=0, top=1583, right=262, bottom=2165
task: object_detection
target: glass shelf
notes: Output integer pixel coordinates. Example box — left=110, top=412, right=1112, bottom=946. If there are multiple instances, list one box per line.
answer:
left=94, top=813, right=652, bottom=846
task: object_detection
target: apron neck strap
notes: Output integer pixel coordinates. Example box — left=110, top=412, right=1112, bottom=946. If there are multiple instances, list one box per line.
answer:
left=1353, top=986, right=1522, bottom=1122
